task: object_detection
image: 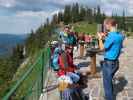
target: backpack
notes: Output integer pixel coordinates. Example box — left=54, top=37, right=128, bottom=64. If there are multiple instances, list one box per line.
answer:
left=58, top=51, right=75, bottom=75
left=51, top=47, right=60, bottom=71
left=67, top=34, right=77, bottom=45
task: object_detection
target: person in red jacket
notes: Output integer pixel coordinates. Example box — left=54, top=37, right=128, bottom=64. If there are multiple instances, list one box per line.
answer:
left=57, top=45, right=77, bottom=76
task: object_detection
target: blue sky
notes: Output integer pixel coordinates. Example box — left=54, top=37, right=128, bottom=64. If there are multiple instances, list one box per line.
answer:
left=0, top=0, right=132, bottom=34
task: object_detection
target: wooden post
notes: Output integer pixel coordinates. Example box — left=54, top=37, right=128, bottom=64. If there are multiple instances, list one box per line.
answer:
left=90, top=54, right=96, bottom=75
left=80, top=44, right=84, bottom=57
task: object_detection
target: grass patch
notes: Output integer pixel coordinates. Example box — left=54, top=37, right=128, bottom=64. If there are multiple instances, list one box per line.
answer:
left=73, top=21, right=97, bottom=35
left=2, top=49, right=44, bottom=99
left=126, top=32, right=133, bottom=37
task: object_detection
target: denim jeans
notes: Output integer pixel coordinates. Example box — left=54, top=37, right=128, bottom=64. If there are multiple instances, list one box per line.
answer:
left=101, top=59, right=119, bottom=100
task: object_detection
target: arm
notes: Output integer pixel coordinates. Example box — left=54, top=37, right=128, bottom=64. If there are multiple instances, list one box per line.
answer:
left=98, top=39, right=104, bottom=50
left=97, top=32, right=105, bottom=50
left=98, top=32, right=114, bottom=51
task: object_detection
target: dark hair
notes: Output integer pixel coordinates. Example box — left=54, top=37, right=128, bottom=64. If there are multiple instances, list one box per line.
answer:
left=64, top=25, right=70, bottom=29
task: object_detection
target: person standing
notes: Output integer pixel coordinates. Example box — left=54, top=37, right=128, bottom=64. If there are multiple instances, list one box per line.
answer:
left=59, top=26, right=69, bottom=45
left=98, top=18, right=124, bottom=100
left=78, top=32, right=85, bottom=58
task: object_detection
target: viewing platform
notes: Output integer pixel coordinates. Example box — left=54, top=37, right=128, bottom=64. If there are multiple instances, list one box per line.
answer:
left=40, top=38, right=133, bottom=100
left=3, top=38, right=133, bottom=100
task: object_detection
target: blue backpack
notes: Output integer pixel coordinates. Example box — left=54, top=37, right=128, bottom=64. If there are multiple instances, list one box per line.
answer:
left=51, top=47, right=60, bottom=71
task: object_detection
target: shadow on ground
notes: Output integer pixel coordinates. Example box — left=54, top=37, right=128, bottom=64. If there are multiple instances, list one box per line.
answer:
left=96, top=66, right=102, bottom=73
left=77, top=61, right=91, bottom=67
left=74, top=56, right=87, bottom=60
left=77, top=74, right=90, bottom=100
left=113, top=76, right=128, bottom=100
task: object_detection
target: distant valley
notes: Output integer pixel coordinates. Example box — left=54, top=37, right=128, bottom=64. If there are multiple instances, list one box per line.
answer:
left=0, top=34, right=28, bottom=57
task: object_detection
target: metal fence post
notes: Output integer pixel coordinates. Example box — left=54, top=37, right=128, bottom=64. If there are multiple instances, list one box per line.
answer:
left=41, top=50, right=44, bottom=93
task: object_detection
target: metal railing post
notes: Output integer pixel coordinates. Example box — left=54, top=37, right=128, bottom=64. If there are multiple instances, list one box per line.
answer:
left=41, top=50, right=44, bottom=93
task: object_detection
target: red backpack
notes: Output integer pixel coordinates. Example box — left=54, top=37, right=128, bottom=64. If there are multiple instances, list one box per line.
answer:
left=57, top=52, right=76, bottom=76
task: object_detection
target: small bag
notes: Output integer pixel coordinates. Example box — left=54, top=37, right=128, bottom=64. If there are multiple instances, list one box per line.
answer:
left=58, top=75, right=73, bottom=92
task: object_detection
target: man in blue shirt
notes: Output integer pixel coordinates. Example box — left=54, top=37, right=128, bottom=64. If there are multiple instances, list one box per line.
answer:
left=98, top=18, right=124, bottom=100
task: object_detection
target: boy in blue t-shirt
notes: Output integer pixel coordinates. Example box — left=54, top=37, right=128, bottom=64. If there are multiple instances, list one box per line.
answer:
left=98, top=18, right=124, bottom=100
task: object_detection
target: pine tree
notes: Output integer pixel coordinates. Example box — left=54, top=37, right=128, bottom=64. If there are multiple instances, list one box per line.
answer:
left=71, top=3, right=80, bottom=23
left=121, top=10, right=126, bottom=30
left=52, top=14, right=58, bottom=25
left=46, top=18, right=49, bottom=26
left=96, top=6, right=102, bottom=24
left=58, top=12, right=64, bottom=23
left=64, top=5, right=72, bottom=24
left=93, top=8, right=97, bottom=23
left=101, top=13, right=106, bottom=23
left=79, top=6, right=86, bottom=21
left=86, top=8, right=93, bottom=24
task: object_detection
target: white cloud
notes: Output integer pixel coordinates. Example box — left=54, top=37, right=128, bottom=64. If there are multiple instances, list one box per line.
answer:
left=0, top=9, right=61, bottom=34
left=127, top=0, right=133, bottom=16
left=0, top=15, right=42, bottom=34
left=49, top=0, right=79, bottom=5
left=0, top=0, right=132, bottom=16
left=16, top=10, right=59, bottom=18
left=0, top=0, right=16, bottom=8
left=100, top=0, right=132, bottom=16
left=16, top=11, right=50, bottom=18
left=0, top=0, right=133, bottom=34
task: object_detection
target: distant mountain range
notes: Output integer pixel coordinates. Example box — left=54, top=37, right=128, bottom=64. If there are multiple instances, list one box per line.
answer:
left=0, top=33, right=28, bottom=57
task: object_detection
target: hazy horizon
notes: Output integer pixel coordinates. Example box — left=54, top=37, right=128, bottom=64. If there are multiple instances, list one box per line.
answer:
left=0, top=32, right=29, bottom=35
